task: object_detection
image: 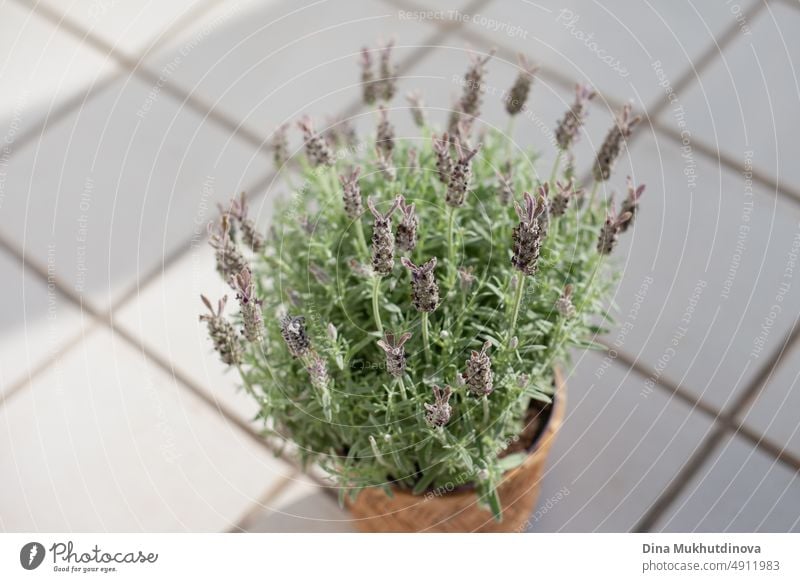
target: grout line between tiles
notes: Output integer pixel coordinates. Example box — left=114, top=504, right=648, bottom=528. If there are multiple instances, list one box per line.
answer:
left=654, top=120, right=800, bottom=207
left=9, top=0, right=225, bottom=154
left=0, top=320, right=101, bottom=409
left=13, top=0, right=268, bottom=152
left=227, top=469, right=300, bottom=532
left=606, top=341, right=800, bottom=472
left=644, top=0, right=768, bottom=120
left=634, top=317, right=800, bottom=531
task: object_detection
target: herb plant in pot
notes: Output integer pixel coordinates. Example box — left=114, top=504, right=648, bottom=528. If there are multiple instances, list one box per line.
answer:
left=200, top=44, right=644, bottom=532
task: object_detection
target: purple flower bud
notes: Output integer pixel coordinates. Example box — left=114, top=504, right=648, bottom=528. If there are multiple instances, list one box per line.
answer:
left=298, top=115, right=335, bottom=167
left=464, top=341, right=494, bottom=397
left=425, top=385, right=453, bottom=427
left=376, top=330, right=412, bottom=377
left=401, top=256, right=439, bottom=313
left=597, top=196, right=632, bottom=255
left=593, top=103, right=641, bottom=182
left=200, top=295, right=243, bottom=366
left=339, top=167, right=364, bottom=220
left=555, top=84, right=596, bottom=152
left=512, top=191, right=546, bottom=276
left=446, top=138, right=480, bottom=207
left=406, top=90, right=427, bottom=128
left=368, top=196, right=401, bottom=277
left=395, top=195, right=418, bottom=253
left=505, top=53, right=538, bottom=116
left=555, top=284, right=576, bottom=318
left=232, top=267, right=264, bottom=343
left=280, top=314, right=310, bottom=358
left=619, top=176, right=645, bottom=232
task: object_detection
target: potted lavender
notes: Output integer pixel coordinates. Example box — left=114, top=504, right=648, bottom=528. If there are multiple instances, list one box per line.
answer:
left=200, top=45, right=643, bottom=532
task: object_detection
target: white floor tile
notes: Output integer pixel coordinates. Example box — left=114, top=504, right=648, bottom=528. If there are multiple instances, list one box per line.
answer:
left=0, top=327, right=293, bottom=532
left=0, top=1, right=118, bottom=136
left=609, top=133, right=800, bottom=410
left=737, top=339, right=800, bottom=459
left=0, top=249, right=83, bottom=399
left=654, top=433, right=800, bottom=532
left=32, top=0, right=223, bottom=58
left=657, top=2, right=800, bottom=195
left=453, top=0, right=758, bottom=110
left=113, top=238, right=272, bottom=425
left=526, top=351, right=712, bottom=532
left=239, top=474, right=356, bottom=532
left=142, top=0, right=454, bottom=141
left=0, top=74, right=269, bottom=312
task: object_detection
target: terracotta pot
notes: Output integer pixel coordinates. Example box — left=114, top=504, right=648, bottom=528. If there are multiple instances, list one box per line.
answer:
left=346, top=370, right=566, bottom=532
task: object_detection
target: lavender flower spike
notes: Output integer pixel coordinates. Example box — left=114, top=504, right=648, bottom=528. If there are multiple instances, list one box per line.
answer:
left=597, top=198, right=632, bottom=255
left=360, top=47, right=378, bottom=105
left=496, top=163, right=513, bottom=206
left=505, top=53, right=539, bottom=116
left=375, top=146, right=396, bottom=182
left=555, top=84, right=596, bottom=152
left=446, top=138, right=481, bottom=207
left=406, top=90, right=427, bottom=128
left=535, top=182, right=551, bottom=238
left=230, top=192, right=265, bottom=253
left=339, top=166, right=364, bottom=220
left=401, top=256, right=439, bottom=313
left=376, top=330, right=413, bottom=377
left=271, top=122, right=290, bottom=169
left=555, top=284, right=576, bottom=318
left=619, top=176, right=645, bottom=232
left=406, top=147, right=419, bottom=176
left=232, top=267, right=264, bottom=343
left=593, top=103, right=641, bottom=182
left=379, top=39, right=397, bottom=101
left=200, top=295, right=243, bottom=366
left=368, top=196, right=401, bottom=277
left=425, top=385, right=453, bottom=427
left=464, top=341, right=494, bottom=397
left=297, top=115, right=335, bottom=167
left=512, top=191, right=546, bottom=276
left=376, top=105, right=395, bottom=158
left=394, top=195, right=418, bottom=252
left=208, top=213, right=248, bottom=281
left=279, top=314, right=311, bottom=358
left=550, top=179, right=579, bottom=217
left=459, top=47, right=496, bottom=119
left=432, top=132, right=453, bottom=185
left=306, top=353, right=330, bottom=392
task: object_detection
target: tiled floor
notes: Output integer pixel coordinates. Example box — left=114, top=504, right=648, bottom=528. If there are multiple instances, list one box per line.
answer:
left=1, top=0, right=798, bottom=532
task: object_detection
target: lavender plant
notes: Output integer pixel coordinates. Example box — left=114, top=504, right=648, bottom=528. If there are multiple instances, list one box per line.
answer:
left=200, top=46, right=645, bottom=519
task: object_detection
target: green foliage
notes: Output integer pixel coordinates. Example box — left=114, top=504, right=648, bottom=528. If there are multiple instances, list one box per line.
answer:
left=208, top=108, right=629, bottom=519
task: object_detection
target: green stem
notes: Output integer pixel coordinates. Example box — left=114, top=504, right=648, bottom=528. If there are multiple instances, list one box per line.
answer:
left=447, top=206, right=457, bottom=285
left=421, top=311, right=432, bottom=364
left=397, top=376, right=408, bottom=400
left=372, top=276, right=383, bottom=335
left=482, top=396, right=490, bottom=426
left=504, top=116, right=516, bottom=160
left=508, top=274, right=526, bottom=347
left=549, top=152, right=561, bottom=185
left=236, top=364, right=257, bottom=399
